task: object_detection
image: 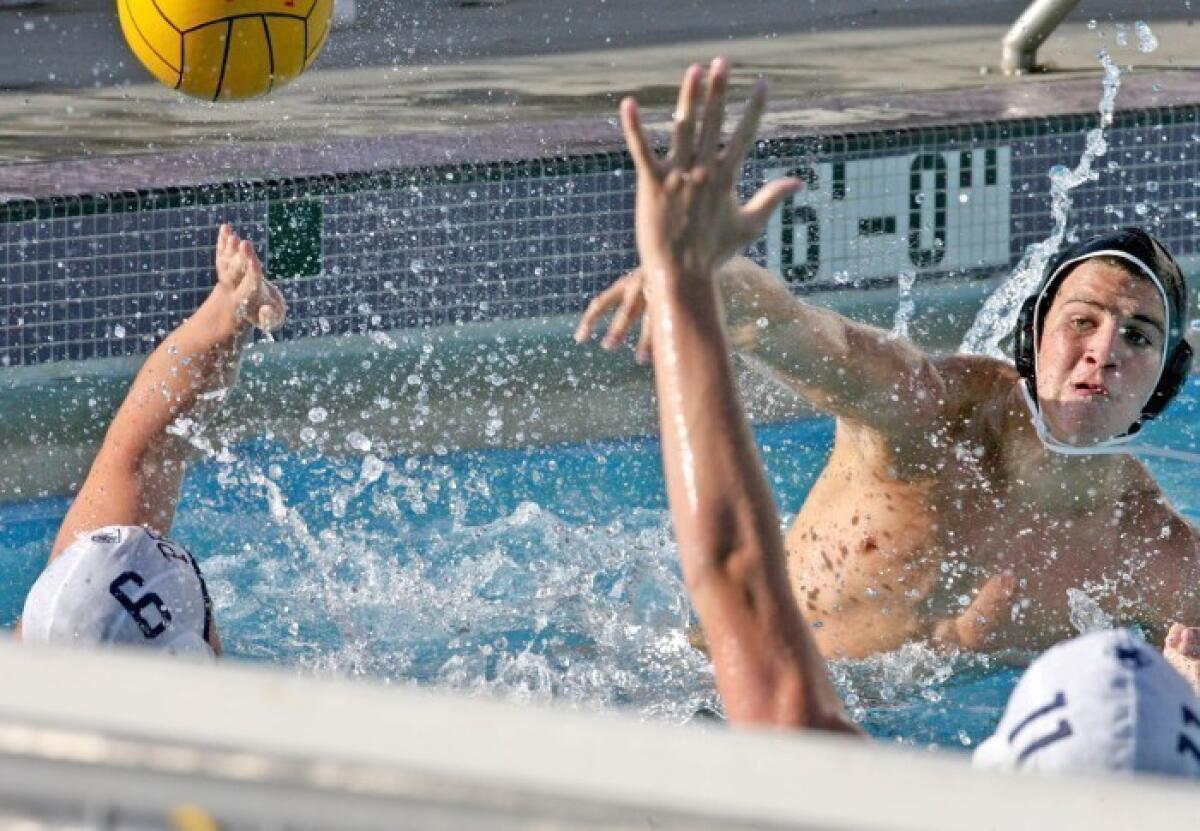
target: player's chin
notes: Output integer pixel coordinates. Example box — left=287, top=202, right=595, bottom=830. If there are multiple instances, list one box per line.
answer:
left=1042, top=403, right=1123, bottom=446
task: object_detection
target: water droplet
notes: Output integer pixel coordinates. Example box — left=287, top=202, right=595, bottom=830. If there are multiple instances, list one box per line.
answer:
left=361, top=454, right=385, bottom=483
left=958, top=192, right=970, bottom=203
left=308, top=406, right=328, bottom=424
left=1135, top=21, right=1159, bottom=53
left=113, top=324, right=126, bottom=338
left=346, top=431, right=372, bottom=452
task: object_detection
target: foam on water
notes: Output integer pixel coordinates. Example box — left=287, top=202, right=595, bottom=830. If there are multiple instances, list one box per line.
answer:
left=891, top=268, right=917, bottom=340
left=182, top=433, right=1019, bottom=744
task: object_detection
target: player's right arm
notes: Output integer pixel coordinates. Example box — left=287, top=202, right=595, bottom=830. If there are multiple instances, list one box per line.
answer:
left=49, top=225, right=284, bottom=563
left=620, top=59, right=860, bottom=733
left=32, top=227, right=282, bottom=653
left=577, top=258, right=953, bottom=442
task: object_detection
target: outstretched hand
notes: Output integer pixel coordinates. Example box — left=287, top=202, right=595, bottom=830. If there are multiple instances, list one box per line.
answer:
left=619, top=57, right=800, bottom=280
left=214, top=224, right=287, bottom=333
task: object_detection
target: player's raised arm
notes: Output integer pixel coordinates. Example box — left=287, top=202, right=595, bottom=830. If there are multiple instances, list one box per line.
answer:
left=577, top=194, right=956, bottom=441
left=50, top=225, right=285, bottom=560
left=623, top=58, right=858, bottom=732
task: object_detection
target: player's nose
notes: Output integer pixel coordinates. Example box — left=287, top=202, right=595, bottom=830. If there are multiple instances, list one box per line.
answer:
left=1083, top=319, right=1120, bottom=368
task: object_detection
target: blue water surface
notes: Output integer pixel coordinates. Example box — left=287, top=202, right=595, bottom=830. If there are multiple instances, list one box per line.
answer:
left=7, top=379, right=1200, bottom=751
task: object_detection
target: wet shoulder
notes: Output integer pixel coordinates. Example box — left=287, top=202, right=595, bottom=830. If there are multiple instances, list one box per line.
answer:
left=1122, top=483, right=1200, bottom=624
left=929, top=353, right=1017, bottom=437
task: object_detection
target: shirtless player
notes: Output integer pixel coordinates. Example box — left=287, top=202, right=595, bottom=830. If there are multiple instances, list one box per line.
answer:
left=578, top=78, right=1200, bottom=660
left=616, top=59, right=1200, bottom=780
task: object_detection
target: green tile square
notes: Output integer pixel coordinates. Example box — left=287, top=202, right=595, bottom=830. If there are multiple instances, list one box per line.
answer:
left=268, top=198, right=323, bottom=279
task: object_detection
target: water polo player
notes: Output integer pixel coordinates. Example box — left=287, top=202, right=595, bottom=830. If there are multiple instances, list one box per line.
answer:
left=580, top=97, right=1200, bottom=660
left=618, top=56, right=1200, bottom=778
left=19, top=225, right=285, bottom=657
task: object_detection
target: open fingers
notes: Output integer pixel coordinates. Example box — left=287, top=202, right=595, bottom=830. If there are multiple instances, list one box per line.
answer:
left=695, top=57, right=729, bottom=163
left=602, top=282, right=647, bottom=350
left=739, top=177, right=803, bottom=239
left=670, top=64, right=703, bottom=171
left=576, top=279, right=629, bottom=343
left=620, top=98, right=660, bottom=183
left=723, top=78, right=766, bottom=176
left=635, top=319, right=653, bottom=365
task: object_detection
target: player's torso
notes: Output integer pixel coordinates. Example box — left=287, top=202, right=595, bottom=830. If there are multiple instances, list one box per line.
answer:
left=785, top=415, right=1192, bottom=658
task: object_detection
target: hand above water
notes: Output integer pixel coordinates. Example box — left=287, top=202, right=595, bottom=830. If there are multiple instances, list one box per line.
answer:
left=1164, top=622, right=1200, bottom=697
left=617, top=57, right=800, bottom=288
left=213, top=223, right=287, bottom=334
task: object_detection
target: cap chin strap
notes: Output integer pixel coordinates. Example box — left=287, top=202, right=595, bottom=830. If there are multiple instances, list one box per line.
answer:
left=1020, top=383, right=1200, bottom=463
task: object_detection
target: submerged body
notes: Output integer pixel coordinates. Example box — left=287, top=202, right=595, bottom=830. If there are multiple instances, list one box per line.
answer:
left=583, top=252, right=1200, bottom=658
left=788, top=360, right=1196, bottom=658
left=610, top=59, right=1200, bottom=779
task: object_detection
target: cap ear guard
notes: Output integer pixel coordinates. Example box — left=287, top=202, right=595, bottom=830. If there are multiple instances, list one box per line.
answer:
left=1014, top=294, right=1038, bottom=381
left=1142, top=339, right=1194, bottom=421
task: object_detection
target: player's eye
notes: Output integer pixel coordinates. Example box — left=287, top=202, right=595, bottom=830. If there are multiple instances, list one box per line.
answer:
left=1121, top=326, right=1154, bottom=348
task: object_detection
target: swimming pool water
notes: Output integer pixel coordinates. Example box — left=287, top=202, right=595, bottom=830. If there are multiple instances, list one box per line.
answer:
left=5, top=379, right=1200, bottom=751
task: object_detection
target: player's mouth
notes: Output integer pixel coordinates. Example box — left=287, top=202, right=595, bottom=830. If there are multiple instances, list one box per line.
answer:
left=1071, top=380, right=1110, bottom=398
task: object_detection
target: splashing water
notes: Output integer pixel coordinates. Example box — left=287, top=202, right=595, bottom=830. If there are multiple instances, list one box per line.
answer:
left=1066, top=587, right=1114, bottom=634
left=1134, top=21, right=1159, bottom=54
left=961, top=49, right=1122, bottom=358
left=169, top=409, right=376, bottom=673
left=891, top=269, right=916, bottom=340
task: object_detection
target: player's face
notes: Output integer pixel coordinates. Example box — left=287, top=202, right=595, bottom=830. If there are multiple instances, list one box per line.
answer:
left=1035, top=260, right=1166, bottom=445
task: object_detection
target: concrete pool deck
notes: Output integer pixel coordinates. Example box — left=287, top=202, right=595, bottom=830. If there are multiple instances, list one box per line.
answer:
left=0, top=11, right=1197, bottom=166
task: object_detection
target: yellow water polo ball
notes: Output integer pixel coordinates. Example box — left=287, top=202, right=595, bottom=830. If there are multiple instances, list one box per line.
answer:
left=116, top=0, right=333, bottom=101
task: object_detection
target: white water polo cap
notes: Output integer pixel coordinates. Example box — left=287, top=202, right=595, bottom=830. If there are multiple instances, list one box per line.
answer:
left=22, top=525, right=214, bottom=657
left=973, top=630, right=1200, bottom=777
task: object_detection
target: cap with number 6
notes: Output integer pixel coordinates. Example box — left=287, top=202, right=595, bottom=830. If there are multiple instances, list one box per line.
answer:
left=21, top=525, right=214, bottom=657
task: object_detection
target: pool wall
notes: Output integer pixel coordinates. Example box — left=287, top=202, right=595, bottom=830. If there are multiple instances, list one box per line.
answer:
left=1, top=637, right=1198, bottom=830
left=1, top=72, right=1197, bottom=368
left=1, top=72, right=1199, bottom=499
